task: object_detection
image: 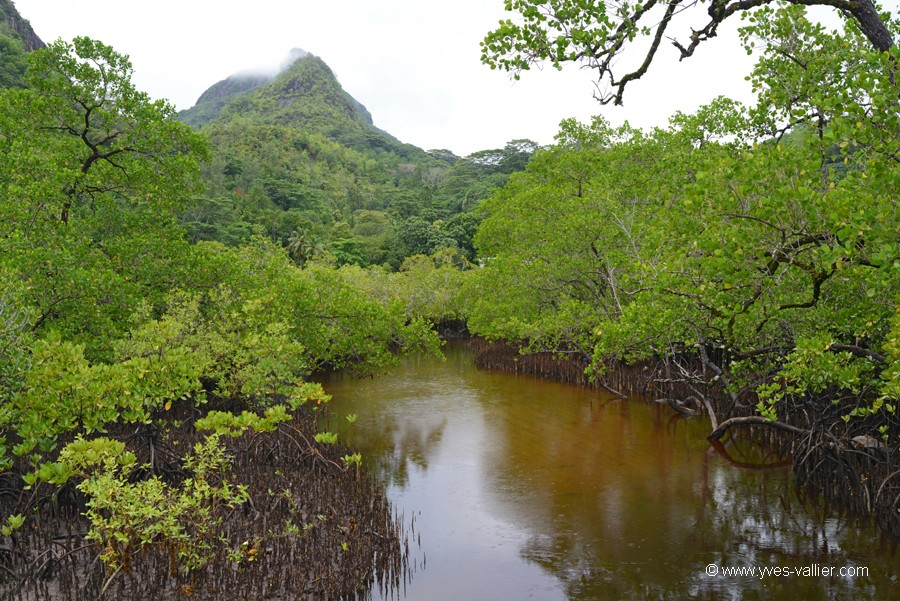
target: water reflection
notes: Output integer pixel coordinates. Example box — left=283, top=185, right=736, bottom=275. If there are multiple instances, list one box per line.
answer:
left=322, top=342, right=897, bottom=600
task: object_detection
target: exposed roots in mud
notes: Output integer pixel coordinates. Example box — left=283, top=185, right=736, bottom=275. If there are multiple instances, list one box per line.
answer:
left=470, top=336, right=900, bottom=540
left=0, top=405, right=410, bottom=600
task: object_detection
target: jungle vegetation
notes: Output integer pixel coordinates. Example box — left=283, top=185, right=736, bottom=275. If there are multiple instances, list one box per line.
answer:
left=471, top=0, right=900, bottom=532
left=1, top=0, right=900, bottom=593
left=0, top=35, right=453, bottom=596
left=474, top=0, right=899, bottom=438
left=177, top=50, right=537, bottom=269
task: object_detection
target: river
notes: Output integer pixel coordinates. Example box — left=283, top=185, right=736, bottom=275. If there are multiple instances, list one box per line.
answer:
left=323, top=342, right=897, bottom=600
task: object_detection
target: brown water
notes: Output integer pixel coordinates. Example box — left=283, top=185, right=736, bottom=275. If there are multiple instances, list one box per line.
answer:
left=323, top=342, right=898, bottom=600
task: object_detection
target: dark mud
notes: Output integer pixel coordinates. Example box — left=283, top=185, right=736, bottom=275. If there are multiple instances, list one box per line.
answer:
left=0, top=404, right=409, bottom=600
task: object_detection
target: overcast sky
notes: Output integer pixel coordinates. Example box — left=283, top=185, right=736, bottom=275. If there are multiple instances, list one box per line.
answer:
left=11, top=0, right=876, bottom=156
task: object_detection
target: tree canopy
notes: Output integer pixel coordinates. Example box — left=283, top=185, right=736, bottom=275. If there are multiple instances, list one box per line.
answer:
left=0, top=37, right=441, bottom=593
left=481, top=0, right=897, bottom=105
left=469, top=4, right=900, bottom=451
left=176, top=52, right=540, bottom=269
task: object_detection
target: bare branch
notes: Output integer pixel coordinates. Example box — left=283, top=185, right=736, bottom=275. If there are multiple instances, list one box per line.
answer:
left=708, top=415, right=807, bottom=441
left=600, top=0, right=681, bottom=105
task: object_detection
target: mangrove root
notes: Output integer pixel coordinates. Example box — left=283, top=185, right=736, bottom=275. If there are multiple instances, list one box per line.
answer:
left=707, top=416, right=807, bottom=442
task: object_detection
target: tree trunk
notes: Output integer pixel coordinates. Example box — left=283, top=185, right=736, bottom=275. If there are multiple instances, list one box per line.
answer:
left=848, top=0, right=895, bottom=53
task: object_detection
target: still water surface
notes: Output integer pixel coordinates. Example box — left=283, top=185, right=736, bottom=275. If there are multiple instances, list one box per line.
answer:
left=323, top=343, right=897, bottom=600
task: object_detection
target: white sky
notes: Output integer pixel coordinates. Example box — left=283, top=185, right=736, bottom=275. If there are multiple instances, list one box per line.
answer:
left=11, top=0, right=885, bottom=156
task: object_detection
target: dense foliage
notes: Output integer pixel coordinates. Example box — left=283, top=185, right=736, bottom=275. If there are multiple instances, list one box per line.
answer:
left=178, top=53, right=537, bottom=268
left=0, top=37, right=440, bottom=588
left=468, top=5, right=900, bottom=438
left=3, top=0, right=900, bottom=585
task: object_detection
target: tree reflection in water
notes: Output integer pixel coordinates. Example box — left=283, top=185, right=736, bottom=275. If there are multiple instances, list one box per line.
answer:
left=324, top=342, right=897, bottom=601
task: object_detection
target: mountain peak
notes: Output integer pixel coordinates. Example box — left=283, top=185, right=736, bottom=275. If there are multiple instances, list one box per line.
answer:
left=260, top=53, right=375, bottom=128
left=179, top=49, right=324, bottom=127
left=179, top=50, right=380, bottom=138
left=280, top=48, right=309, bottom=71
left=177, top=49, right=410, bottom=155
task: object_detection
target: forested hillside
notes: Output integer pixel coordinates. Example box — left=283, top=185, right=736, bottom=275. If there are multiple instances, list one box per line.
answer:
left=178, top=50, right=536, bottom=268
left=0, top=0, right=43, bottom=87
left=3, top=0, right=900, bottom=595
left=0, top=32, right=443, bottom=597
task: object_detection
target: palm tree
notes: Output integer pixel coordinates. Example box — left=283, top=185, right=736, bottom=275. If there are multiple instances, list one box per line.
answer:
left=286, top=230, right=323, bottom=266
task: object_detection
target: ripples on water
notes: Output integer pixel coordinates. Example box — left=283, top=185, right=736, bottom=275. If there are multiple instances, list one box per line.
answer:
left=323, top=342, right=897, bottom=601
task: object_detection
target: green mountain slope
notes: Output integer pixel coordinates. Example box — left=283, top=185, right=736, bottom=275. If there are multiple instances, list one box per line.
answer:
left=179, top=48, right=309, bottom=127
left=1, top=0, right=44, bottom=50
left=177, top=72, right=274, bottom=127
left=0, top=0, right=45, bottom=88
left=179, top=50, right=533, bottom=268
left=180, top=51, right=407, bottom=154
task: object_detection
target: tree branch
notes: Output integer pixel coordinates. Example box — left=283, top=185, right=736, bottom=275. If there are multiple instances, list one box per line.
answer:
left=602, top=0, right=681, bottom=105
left=672, top=0, right=772, bottom=60
left=829, top=343, right=888, bottom=365
left=708, top=415, right=808, bottom=441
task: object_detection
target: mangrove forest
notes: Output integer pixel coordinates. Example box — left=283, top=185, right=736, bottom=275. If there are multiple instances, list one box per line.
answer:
left=0, top=0, right=899, bottom=598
